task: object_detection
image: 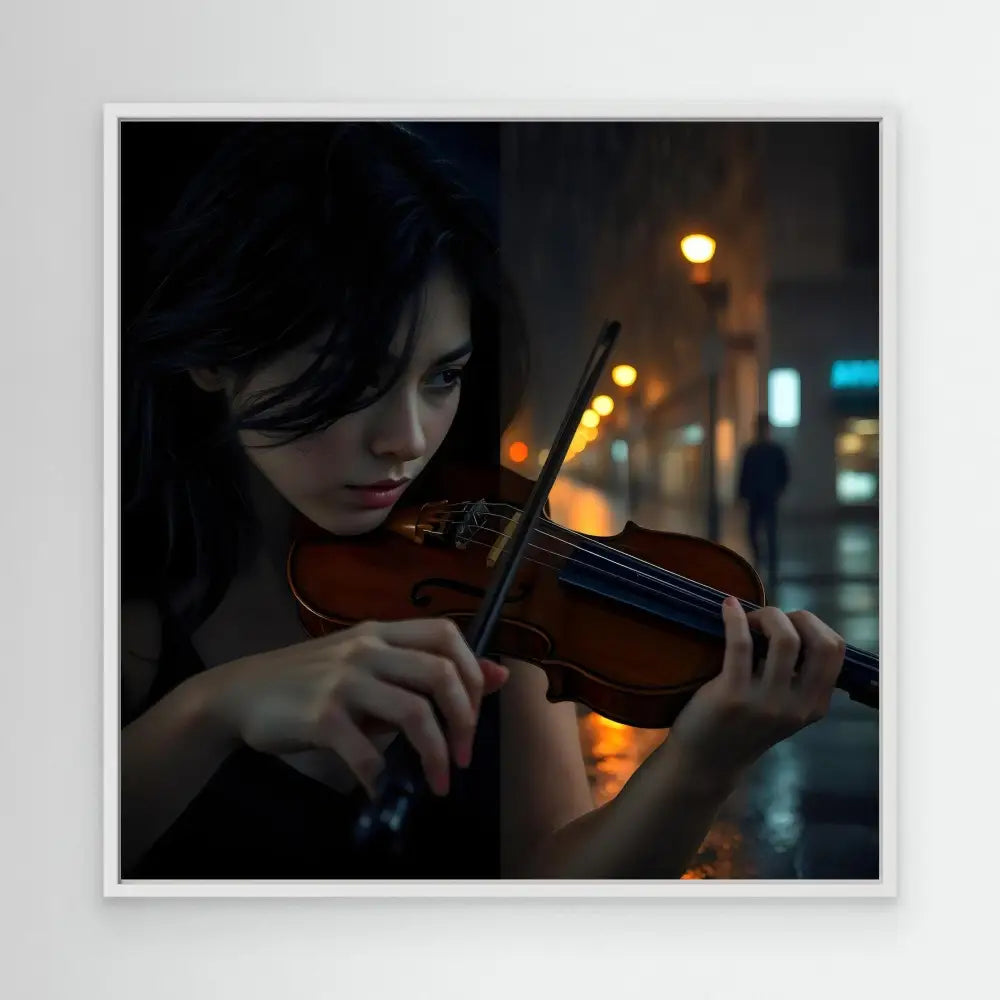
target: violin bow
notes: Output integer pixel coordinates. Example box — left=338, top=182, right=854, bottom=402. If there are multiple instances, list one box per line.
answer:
left=353, top=320, right=623, bottom=862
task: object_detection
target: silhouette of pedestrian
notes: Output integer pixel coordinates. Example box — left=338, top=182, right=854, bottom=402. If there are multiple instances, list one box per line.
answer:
left=738, top=413, right=789, bottom=588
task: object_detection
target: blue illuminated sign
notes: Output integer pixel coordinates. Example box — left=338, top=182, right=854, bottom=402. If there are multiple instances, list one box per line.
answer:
left=830, top=360, right=879, bottom=391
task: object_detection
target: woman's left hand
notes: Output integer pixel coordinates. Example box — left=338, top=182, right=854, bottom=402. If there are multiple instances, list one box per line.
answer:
left=663, top=596, right=847, bottom=787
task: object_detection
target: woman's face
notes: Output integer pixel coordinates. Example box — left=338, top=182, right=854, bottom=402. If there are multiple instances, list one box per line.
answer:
left=196, top=267, right=472, bottom=536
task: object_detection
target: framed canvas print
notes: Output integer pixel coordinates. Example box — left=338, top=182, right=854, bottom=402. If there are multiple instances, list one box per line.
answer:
left=104, top=103, right=894, bottom=898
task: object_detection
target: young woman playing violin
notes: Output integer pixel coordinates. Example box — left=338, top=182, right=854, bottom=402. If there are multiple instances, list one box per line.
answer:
left=120, top=122, right=848, bottom=880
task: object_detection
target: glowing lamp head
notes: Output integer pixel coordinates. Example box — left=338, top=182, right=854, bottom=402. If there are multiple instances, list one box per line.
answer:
left=680, top=234, right=716, bottom=264
left=611, top=365, right=637, bottom=388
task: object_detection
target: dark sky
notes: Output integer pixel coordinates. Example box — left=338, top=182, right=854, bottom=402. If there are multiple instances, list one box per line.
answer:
left=842, top=123, right=880, bottom=270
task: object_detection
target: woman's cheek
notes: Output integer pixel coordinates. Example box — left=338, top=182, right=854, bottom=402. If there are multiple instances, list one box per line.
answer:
left=429, top=392, right=461, bottom=448
left=242, top=433, right=329, bottom=497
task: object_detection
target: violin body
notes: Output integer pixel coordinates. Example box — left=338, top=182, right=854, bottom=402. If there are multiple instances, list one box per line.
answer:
left=288, top=464, right=765, bottom=729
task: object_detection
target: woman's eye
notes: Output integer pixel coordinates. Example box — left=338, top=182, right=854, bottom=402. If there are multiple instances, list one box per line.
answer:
left=425, top=367, right=465, bottom=393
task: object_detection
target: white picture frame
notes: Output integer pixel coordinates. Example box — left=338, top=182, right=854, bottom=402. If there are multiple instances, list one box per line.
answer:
left=104, top=102, right=896, bottom=899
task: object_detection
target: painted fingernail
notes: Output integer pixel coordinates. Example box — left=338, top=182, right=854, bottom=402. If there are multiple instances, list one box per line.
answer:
left=428, top=765, right=449, bottom=795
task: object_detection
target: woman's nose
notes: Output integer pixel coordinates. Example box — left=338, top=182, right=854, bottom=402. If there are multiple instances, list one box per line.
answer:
left=368, top=390, right=426, bottom=462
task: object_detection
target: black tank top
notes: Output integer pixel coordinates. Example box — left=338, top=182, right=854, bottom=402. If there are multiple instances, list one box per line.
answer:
left=127, top=609, right=501, bottom=879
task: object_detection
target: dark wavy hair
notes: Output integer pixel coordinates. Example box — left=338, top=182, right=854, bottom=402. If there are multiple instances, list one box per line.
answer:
left=122, top=122, right=527, bottom=632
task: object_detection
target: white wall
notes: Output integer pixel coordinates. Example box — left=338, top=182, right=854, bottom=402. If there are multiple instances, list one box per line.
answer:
left=1, top=2, right=992, bottom=998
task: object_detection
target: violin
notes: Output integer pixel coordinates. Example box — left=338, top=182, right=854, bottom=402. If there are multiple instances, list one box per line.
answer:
left=284, top=320, right=878, bottom=854
left=287, top=460, right=879, bottom=729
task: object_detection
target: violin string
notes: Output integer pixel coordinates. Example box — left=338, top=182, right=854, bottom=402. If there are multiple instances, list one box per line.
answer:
left=439, top=500, right=752, bottom=606
left=450, top=527, right=877, bottom=676
left=430, top=503, right=879, bottom=672
left=468, top=512, right=755, bottom=620
left=437, top=501, right=758, bottom=613
left=451, top=531, right=753, bottom=639
left=444, top=499, right=857, bottom=623
left=505, top=504, right=878, bottom=671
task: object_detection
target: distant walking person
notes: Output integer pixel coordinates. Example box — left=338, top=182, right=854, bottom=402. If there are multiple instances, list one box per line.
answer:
left=738, top=414, right=789, bottom=587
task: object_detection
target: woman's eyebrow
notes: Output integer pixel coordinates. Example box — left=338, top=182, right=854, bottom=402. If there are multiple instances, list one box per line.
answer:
left=427, top=342, right=474, bottom=366
left=383, top=341, right=473, bottom=370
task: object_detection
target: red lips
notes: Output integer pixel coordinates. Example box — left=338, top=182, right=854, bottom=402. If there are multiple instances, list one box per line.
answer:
left=350, top=479, right=410, bottom=489
left=344, top=479, right=411, bottom=509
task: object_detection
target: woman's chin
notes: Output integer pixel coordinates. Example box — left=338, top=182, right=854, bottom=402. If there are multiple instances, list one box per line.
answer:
left=304, top=502, right=393, bottom=536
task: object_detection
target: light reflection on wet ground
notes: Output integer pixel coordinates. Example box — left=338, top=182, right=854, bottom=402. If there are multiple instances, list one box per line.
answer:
left=579, top=713, right=667, bottom=806
left=547, top=474, right=880, bottom=880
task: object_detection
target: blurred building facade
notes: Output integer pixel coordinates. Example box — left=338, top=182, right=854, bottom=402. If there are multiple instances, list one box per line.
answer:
left=499, top=122, right=880, bottom=527
left=499, top=123, right=766, bottom=504
left=762, top=123, right=880, bottom=519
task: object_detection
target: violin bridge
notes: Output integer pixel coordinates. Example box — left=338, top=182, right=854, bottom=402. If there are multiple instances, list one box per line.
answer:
left=455, top=499, right=490, bottom=550
left=487, top=510, right=520, bottom=567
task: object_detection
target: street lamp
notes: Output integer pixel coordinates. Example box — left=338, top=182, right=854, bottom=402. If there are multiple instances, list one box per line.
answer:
left=610, top=364, right=640, bottom=515
left=612, top=364, right=637, bottom=388
left=680, top=233, right=716, bottom=265
left=681, top=233, right=727, bottom=542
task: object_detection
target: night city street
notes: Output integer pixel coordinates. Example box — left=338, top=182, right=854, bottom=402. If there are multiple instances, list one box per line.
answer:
left=549, top=474, right=880, bottom=880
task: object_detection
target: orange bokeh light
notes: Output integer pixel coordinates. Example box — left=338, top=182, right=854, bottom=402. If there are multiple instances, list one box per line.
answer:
left=508, top=440, right=529, bottom=463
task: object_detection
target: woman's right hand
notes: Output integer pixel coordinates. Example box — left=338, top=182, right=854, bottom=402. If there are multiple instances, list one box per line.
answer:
left=199, top=618, right=510, bottom=798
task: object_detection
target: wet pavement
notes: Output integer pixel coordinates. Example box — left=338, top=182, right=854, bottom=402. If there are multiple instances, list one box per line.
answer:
left=546, top=474, right=880, bottom=880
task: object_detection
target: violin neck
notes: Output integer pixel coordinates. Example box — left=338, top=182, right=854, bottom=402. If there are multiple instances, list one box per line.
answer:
left=559, top=540, right=879, bottom=710
left=835, top=643, right=879, bottom=709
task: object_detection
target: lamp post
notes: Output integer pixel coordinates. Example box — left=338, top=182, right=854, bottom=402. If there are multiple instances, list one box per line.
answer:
left=681, top=234, right=726, bottom=543
left=611, top=364, right=639, bottom=516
